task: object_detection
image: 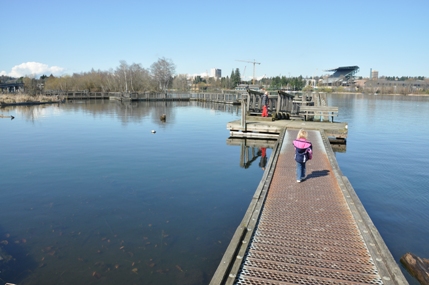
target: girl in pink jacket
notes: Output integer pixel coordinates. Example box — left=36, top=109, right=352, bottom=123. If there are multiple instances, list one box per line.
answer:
left=293, top=129, right=313, bottom=182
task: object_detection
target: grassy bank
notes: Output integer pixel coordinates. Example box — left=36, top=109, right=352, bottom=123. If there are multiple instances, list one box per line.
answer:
left=0, top=94, right=60, bottom=105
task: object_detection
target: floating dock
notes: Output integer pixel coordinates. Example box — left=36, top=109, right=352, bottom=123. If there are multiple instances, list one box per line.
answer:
left=211, top=129, right=407, bottom=284
left=227, top=117, right=348, bottom=140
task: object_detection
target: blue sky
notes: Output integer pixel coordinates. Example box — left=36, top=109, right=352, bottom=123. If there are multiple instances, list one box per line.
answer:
left=1, top=0, right=428, bottom=79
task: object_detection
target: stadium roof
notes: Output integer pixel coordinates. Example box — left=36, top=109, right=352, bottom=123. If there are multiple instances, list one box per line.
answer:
left=322, top=66, right=359, bottom=85
left=325, top=66, right=359, bottom=72
left=325, top=66, right=359, bottom=78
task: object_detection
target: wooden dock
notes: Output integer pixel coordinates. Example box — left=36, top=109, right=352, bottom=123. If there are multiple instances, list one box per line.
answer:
left=227, top=116, right=348, bottom=140
left=210, top=129, right=407, bottom=284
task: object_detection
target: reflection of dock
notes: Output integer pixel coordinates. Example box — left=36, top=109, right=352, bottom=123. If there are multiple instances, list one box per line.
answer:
left=226, top=138, right=277, bottom=148
left=212, top=130, right=407, bottom=284
left=227, top=138, right=277, bottom=169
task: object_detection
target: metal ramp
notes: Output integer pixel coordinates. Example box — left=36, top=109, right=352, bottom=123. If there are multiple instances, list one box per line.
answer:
left=211, top=130, right=407, bottom=285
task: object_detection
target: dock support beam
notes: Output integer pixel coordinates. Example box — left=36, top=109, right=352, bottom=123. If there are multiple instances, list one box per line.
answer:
left=240, top=95, right=247, bottom=131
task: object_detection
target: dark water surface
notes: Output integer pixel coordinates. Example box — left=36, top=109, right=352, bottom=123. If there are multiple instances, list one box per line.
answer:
left=0, top=100, right=269, bottom=285
left=1, top=94, right=428, bottom=284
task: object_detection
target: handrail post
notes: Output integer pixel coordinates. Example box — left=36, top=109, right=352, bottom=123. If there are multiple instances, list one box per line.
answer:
left=241, top=94, right=248, bottom=131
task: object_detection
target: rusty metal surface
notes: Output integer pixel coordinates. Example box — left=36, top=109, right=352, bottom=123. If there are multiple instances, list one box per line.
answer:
left=235, top=130, right=383, bottom=285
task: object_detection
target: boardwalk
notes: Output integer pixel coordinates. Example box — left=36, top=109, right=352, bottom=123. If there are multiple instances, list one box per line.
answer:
left=43, top=91, right=243, bottom=104
left=211, top=130, right=407, bottom=284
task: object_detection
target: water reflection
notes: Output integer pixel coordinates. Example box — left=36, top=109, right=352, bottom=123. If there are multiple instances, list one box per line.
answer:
left=2, top=100, right=241, bottom=126
left=258, top=147, right=267, bottom=170
left=1, top=103, right=64, bottom=122
left=194, top=101, right=241, bottom=115
left=330, top=143, right=346, bottom=153
left=226, top=138, right=275, bottom=169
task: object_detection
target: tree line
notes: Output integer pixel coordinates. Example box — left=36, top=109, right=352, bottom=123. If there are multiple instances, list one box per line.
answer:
left=191, top=69, right=306, bottom=91
left=191, top=68, right=247, bottom=90
left=3, top=58, right=428, bottom=96
left=382, top=76, right=426, bottom=81
left=268, top=75, right=305, bottom=90
left=21, top=58, right=176, bottom=95
left=6, top=57, right=309, bottom=95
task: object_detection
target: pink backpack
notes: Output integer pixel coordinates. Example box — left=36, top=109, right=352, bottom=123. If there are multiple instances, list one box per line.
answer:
left=306, top=148, right=313, bottom=160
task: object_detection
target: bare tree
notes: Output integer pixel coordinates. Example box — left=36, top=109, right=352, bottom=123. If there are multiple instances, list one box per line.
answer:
left=44, top=76, right=59, bottom=91
left=150, top=57, right=176, bottom=92
left=115, top=60, right=130, bottom=92
left=41, top=58, right=176, bottom=93
left=94, top=70, right=110, bottom=92
left=23, top=77, right=41, bottom=95
left=105, top=69, right=120, bottom=92
left=129, top=63, right=151, bottom=92
left=172, top=74, right=189, bottom=92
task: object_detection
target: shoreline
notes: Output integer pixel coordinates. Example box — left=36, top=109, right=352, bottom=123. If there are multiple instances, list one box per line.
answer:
left=0, top=100, right=62, bottom=107
left=0, top=94, right=63, bottom=107
left=1, top=91, right=428, bottom=108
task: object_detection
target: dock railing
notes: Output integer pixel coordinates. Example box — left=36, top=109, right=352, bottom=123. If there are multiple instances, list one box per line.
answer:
left=299, top=105, right=339, bottom=122
left=245, top=89, right=305, bottom=118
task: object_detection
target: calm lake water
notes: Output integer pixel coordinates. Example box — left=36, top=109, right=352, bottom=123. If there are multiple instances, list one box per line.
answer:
left=0, top=94, right=428, bottom=285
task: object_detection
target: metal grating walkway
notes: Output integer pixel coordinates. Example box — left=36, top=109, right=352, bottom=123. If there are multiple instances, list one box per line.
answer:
left=235, top=130, right=384, bottom=285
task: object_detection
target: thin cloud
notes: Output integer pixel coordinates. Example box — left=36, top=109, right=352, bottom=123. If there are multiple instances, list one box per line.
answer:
left=2, top=62, right=65, bottom=78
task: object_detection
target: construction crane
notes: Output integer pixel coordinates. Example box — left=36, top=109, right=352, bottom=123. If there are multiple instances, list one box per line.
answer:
left=242, top=66, right=246, bottom=83
left=236, top=59, right=261, bottom=85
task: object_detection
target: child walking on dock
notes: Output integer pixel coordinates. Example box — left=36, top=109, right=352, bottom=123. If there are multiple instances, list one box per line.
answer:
left=293, top=129, right=313, bottom=182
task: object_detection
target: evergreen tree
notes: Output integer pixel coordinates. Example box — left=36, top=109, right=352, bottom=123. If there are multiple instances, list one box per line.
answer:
left=230, top=69, right=235, bottom=87
left=231, top=68, right=241, bottom=87
left=235, top=68, right=241, bottom=85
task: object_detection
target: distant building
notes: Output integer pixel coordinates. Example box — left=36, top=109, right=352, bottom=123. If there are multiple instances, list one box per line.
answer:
left=371, top=70, right=379, bottom=80
left=0, top=77, right=24, bottom=93
left=364, top=79, right=429, bottom=94
left=210, top=68, right=221, bottom=79
left=322, top=66, right=360, bottom=86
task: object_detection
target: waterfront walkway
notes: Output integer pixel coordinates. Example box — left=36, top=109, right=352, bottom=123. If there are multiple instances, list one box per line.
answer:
left=211, top=129, right=407, bottom=284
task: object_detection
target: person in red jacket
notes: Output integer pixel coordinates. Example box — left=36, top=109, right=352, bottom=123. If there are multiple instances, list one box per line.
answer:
left=293, top=129, right=313, bottom=182
left=261, top=91, right=269, bottom=117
